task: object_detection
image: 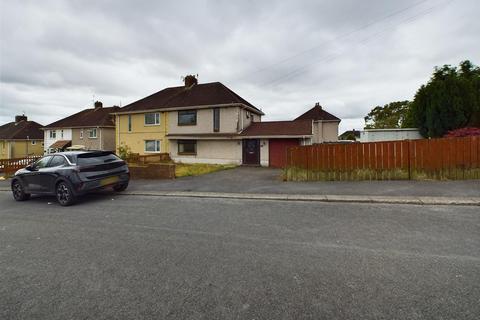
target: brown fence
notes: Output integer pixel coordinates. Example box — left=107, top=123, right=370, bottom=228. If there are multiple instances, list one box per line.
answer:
left=285, top=136, right=480, bottom=181
left=127, top=153, right=171, bottom=165
left=0, top=155, right=42, bottom=177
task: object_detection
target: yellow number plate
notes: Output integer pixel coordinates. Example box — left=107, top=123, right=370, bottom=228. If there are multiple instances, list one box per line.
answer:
left=100, top=176, right=119, bottom=186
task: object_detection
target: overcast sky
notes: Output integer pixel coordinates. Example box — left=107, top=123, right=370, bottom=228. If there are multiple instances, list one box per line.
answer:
left=1, top=0, right=478, bottom=132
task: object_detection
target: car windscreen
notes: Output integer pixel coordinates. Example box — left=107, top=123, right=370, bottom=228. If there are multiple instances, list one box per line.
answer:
left=77, top=152, right=121, bottom=166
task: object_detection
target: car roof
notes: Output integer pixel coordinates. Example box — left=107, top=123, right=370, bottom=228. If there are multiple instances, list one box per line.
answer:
left=50, top=150, right=112, bottom=156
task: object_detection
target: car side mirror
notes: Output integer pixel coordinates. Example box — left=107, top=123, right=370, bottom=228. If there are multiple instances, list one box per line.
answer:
left=26, top=164, right=37, bottom=171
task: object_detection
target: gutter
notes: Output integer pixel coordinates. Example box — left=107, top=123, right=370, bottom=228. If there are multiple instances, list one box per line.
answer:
left=110, top=103, right=265, bottom=116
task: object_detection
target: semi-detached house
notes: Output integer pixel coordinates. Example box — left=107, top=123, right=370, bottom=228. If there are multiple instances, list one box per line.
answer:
left=114, top=75, right=340, bottom=167
left=42, top=102, right=119, bottom=153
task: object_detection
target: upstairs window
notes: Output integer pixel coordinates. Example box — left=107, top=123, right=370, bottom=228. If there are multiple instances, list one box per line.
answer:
left=213, top=108, right=220, bottom=132
left=128, top=115, right=132, bottom=132
left=145, top=113, right=160, bottom=125
left=89, top=128, right=97, bottom=138
left=178, top=110, right=197, bottom=126
left=49, top=130, right=56, bottom=139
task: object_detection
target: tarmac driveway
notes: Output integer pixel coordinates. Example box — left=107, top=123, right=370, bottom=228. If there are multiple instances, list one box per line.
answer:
left=129, top=166, right=480, bottom=197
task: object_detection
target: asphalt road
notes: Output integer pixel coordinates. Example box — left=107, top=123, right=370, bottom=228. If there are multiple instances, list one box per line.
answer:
left=1, top=192, right=479, bottom=319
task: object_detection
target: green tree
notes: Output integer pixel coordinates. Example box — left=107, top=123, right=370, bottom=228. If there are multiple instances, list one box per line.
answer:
left=364, top=100, right=411, bottom=129
left=408, top=60, right=480, bottom=137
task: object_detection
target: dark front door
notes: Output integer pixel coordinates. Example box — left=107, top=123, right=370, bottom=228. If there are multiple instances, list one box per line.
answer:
left=242, top=139, right=260, bottom=165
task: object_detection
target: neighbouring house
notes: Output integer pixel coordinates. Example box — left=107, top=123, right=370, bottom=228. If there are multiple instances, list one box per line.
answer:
left=359, top=128, right=422, bottom=142
left=42, top=101, right=120, bottom=153
left=114, top=75, right=341, bottom=167
left=339, top=129, right=361, bottom=141
left=0, top=115, right=44, bottom=159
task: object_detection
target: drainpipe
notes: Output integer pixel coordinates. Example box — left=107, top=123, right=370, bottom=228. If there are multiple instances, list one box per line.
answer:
left=99, top=126, right=102, bottom=150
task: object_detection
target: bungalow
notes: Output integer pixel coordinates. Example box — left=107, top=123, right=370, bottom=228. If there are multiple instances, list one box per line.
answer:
left=114, top=76, right=341, bottom=167
left=42, top=102, right=120, bottom=153
left=0, top=115, right=44, bottom=159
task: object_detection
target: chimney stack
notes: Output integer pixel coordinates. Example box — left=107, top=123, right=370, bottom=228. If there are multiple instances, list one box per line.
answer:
left=15, top=115, right=27, bottom=123
left=184, top=74, right=198, bottom=87
left=94, top=101, right=103, bottom=109
left=315, top=102, right=322, bottom=110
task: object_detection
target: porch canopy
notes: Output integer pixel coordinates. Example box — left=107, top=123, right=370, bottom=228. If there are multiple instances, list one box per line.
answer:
left=49, top=140, right=71, bottom=150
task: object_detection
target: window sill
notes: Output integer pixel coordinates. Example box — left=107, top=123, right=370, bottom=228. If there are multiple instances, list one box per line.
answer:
left=144, top=124, right=161, bottom=126
left=145, top=151, right=161, bottom=153
left=177, top=123, right=197, bottom=126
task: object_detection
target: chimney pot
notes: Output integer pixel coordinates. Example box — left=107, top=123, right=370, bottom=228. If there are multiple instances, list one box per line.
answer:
left=184, top=74, right=198, bottom=87
left=15, top=115, right=27, bottom=123
left=94, top=101, right=103, bottom=109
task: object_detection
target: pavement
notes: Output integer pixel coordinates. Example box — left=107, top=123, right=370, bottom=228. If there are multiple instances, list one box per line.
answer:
left=1, top=193, right=479, bottom=319
left=1, top=167, right=479, bottom=205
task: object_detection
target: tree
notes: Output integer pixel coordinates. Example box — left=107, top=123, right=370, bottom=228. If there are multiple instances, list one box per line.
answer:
left=408, top=60, right=480, bottom=137
left=364, top=100, right=411, bottom=129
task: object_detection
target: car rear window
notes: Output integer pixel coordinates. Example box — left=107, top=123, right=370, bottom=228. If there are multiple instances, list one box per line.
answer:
left=77, top=152, right=121, bottom=165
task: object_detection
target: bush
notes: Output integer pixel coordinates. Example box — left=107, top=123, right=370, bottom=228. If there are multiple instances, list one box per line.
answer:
left=444, top=127, right=480, bottom=137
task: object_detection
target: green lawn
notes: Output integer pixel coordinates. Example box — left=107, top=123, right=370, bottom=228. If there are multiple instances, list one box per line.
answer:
left=175, top=163, right=236, bottom=178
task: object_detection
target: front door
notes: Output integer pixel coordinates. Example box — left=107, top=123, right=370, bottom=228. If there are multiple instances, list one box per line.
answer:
left=242, top=139, right=260, bottom=165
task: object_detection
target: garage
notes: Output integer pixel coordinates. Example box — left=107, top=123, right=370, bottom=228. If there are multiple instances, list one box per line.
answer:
left=269, top=138, right=299, bottom=168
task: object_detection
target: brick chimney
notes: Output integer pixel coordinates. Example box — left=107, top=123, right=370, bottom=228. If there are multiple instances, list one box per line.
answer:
left=94, top=101, right=103, bottom=109
left=315, top=102, right=322, bottom=110
left=184, top=74, right=198, bottom=87
left=15, top=115, right=27, bottom=123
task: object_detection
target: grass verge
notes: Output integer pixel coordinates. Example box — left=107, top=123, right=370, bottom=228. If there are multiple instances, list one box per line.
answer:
left=175, top=163, right=236, bottom=178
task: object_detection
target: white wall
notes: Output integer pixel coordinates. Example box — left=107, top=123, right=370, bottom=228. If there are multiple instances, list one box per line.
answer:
left=44, top=128, right=72, bottom=152
left=259, top=139, right=269, bottom=167
left=360, top=129, right=422, bottom=142
left=170, top=140, right=242, bottom=165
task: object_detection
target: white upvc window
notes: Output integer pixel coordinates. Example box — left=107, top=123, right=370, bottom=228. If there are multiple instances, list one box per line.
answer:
left=89, top=128, right=97, bottom=138
left=49, top=130, right=56, bottom=139
left=144, top=113, right=160, bottom=125
left=145, top=140, right=161, bottom=153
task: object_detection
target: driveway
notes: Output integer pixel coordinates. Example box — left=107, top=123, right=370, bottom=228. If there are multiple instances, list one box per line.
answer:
left=129, top=166, right=480, bottom=197
left=1, top=192, right=479, bottom=319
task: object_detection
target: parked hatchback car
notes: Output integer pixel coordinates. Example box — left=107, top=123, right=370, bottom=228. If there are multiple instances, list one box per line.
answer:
left=11, top=151, right=130, bottom=206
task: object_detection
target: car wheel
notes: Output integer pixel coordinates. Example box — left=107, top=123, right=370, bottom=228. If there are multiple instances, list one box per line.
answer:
left=56, top=181, right=76, bottom=206
left=12, top=180, right=30, bottom=201
left=113, top=183, right=128, bottom=192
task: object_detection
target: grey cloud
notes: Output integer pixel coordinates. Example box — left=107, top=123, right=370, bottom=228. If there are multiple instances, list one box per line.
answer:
left=1, top=0, right=479, bottom=132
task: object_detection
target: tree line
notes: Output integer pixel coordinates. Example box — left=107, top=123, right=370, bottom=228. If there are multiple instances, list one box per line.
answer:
left=364, top=60, right=480, bottom=137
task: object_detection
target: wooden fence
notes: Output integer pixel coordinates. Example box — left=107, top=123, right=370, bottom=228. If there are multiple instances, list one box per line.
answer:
left=0, top=155, right=42, bottom=177
left=126, top=153, right=172, bottom=165
left=285, top=136, right=480, bottom=181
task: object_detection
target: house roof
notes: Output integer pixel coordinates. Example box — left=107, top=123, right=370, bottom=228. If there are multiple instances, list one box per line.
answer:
left=294, top=104, right=340, bottom=122
left=117, top=82, right=263, bottom=115
left=44, top=106, right=120, bottom=129
left=240, top=120, right=312, bottom=137
left=339, top=130, right=361, bottom=139
left=0, top=120, right=44, bottom=140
